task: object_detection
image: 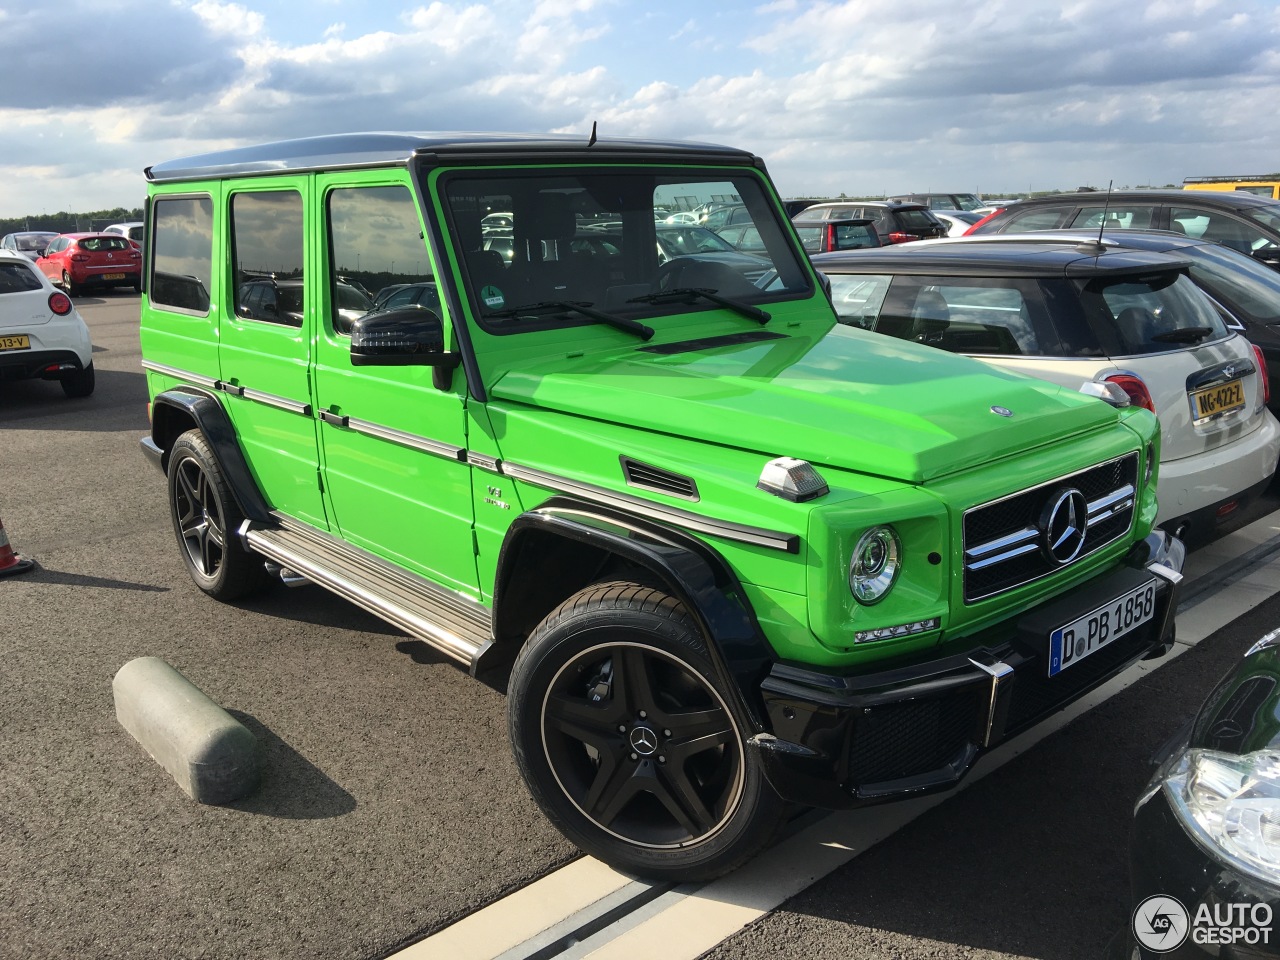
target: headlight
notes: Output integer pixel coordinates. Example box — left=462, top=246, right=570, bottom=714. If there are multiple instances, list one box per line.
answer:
left=1164, top=748, right=1280, bottom=884
left=849, top=525, right=901, bottom=605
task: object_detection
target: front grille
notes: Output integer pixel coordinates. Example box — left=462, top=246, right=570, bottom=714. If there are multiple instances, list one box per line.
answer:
left=963, top=453, right=1138, bottom=603
left=848, top=687, right=982, bottom=784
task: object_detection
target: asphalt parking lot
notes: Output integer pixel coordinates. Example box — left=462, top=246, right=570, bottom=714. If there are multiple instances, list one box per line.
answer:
left=4, top=292, right=1280, bottom=960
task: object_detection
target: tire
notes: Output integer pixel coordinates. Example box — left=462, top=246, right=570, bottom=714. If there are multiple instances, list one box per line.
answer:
left=59, top=362, right=94, bottom=398
left=61, top=271, right=78, bottom=297
left=166, top=429, right=271, bottom=600
left=508, top=581, right=785, bottom=881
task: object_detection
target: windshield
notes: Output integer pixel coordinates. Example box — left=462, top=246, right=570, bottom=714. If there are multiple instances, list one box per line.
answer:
left=440, top=169, right=811, bottom=333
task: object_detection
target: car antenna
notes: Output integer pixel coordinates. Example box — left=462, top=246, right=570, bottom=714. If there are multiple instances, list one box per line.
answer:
left=588, top=121, right=597, bottom=147
left=1077, top=180, right=1113, bottom=256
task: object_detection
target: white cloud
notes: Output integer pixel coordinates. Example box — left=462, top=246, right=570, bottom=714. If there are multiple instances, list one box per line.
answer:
left=3, top=0, right=1280, bottom=214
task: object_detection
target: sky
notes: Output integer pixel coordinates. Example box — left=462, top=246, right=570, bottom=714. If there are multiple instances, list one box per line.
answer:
left=3, top=0, right=1280, bottom=217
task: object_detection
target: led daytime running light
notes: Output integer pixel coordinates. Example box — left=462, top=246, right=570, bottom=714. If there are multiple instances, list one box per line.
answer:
left=855, top=618, right=939, bottom=643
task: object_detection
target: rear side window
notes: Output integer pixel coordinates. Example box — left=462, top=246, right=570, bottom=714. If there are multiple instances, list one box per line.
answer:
left=151, top=196, right=214, bottom=313
left=1001, top=208, right=1070, bottom=231
left=232, top=191, right=304, bottom=326
left=870, top=276, right=1055, bottom=356
left=0, top=262, right=42, bottom=294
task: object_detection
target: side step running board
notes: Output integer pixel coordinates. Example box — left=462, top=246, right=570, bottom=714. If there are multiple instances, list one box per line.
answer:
left=240, top=518, right=493, bottom=671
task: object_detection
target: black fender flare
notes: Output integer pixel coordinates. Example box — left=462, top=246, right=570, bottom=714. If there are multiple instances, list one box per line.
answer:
left=148, top=386, right=272, bottom=523
left=488, top=496, right=776, bottom=732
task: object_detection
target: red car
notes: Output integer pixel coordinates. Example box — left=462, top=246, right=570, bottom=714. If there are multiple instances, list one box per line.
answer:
left=36, top=233, right=141, bottom=296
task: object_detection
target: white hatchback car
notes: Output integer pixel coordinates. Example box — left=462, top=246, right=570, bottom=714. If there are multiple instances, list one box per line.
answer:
left=0, top=250, right=94, bottom=397
left=812, top=238, right=1280, bottom=541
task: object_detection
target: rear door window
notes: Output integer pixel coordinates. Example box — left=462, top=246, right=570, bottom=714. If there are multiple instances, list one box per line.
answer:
left=1070, top=205, right=1157, bottom=230
left=231, top=191, right=304, bottom=327
left=1172, top=206, right=1276, bottom=256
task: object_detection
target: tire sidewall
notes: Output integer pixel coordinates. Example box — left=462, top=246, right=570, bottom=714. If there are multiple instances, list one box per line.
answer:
left=508, top=590, right=780, bottom=881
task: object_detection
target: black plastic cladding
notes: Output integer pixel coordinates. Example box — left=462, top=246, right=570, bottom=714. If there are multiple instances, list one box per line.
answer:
left=492, top=498, right=777, bottom=732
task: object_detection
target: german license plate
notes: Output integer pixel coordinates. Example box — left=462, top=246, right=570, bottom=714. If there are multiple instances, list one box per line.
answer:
left=101, top=273, right=126, bottom=281
left=0, top=334, right=31, bottom=351
left=1191, top=378, right=1245, bottom=421
left=1048, top=579, right=1157, bottom=676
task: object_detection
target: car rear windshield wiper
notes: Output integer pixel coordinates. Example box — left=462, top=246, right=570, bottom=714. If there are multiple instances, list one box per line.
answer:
left=488, top=300, right=654, bottom=340
left=627, top=288, right=771, bottom=325
left=1151, top=326, right=1215, bottom=344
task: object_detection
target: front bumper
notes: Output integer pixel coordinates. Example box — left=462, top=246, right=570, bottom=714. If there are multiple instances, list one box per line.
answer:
left=751, top=531, right=1184, bottom=810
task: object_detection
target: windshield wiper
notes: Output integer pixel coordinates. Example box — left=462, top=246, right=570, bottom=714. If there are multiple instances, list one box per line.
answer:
left=488, top=300, right=654, bottom=340
left=627, top=287, right=771, bottom=325
left=1151, top=326, right=1215, bottom=344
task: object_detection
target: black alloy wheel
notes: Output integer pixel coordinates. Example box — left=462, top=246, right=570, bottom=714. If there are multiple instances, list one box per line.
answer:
left=166, top=430, right=271, bottom=600
left=508, top=581, right=784, bottom=881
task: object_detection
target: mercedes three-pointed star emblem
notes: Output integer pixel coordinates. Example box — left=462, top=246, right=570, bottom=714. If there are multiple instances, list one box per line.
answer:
left=1040, top=487, right=1089, bottom=565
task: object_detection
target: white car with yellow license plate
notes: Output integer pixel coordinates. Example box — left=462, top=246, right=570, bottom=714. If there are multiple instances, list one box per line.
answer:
left=812, top=237, right=1280, bottom=542
left=0, top=249, right=95, bottom=397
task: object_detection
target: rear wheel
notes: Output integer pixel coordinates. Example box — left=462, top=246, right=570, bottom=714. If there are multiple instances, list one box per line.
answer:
left=59, top=362, right=94, bottom=398
left=61, top=271, right=78, bottom=297
left=508, top=581, right=784, bottom=881
left=167, top=429, right=271, bottom=600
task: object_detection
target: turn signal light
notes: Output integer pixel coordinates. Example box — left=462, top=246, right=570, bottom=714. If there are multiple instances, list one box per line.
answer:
left=47, top=292, right=72, bottom=316
left=1104, top=373, right=1156, bottom=414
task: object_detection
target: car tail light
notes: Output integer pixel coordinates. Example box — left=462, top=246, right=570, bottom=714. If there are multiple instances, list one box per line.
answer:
left=48, top=291, right=72, bottom=316
left=824, top=224, right=838, bottom=251
left=71, top=253, right=90, bottom=262
left=1104, top=373, right=1156, bottom=413
left=129, top=250, right=141, bottom=260
left=1252, top=343, right=1270, bottom=405
left=964, top=210, right=1004, bottom=235
left=887, top=232, right=918, bottom=244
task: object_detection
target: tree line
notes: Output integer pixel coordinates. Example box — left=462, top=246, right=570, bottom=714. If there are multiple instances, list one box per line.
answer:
left=1, top=207, right=144, bottom=238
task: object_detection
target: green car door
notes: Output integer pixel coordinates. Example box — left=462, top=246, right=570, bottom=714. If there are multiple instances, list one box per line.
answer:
left=310, top=175, right=479, bottom=596
left=218, top=180, right=328, bottom=529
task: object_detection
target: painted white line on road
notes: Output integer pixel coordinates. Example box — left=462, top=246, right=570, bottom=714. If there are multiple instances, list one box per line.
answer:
left=394, top=858, right=633, bottom=960
left=394, top=509, right=1280, bottom=960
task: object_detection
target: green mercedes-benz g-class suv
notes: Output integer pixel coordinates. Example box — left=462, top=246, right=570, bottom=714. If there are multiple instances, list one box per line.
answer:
left=138, top=133, right=1184, bottom=881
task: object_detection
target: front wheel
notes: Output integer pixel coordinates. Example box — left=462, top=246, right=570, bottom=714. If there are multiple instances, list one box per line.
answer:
left=508, top=581, right=784, bottom=881
left=166, top=429, right=271, bottom=600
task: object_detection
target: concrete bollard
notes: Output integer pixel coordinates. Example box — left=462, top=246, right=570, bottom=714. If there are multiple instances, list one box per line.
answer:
left=113, top=657, right=260, bottom=804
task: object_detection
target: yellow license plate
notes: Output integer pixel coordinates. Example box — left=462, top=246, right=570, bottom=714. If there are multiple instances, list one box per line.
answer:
left=101, top=273, right=126, bottom=280
left=0, top=334, right=31, bottom=351
left=1191, top=379, right=1245, bottom=420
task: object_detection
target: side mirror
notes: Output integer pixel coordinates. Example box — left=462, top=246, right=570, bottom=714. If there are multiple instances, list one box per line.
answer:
left=350, top=307, right=462, bottom=384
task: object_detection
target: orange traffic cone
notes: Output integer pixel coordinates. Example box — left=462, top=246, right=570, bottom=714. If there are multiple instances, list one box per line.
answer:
left=0, top=515, right=34, bottom=578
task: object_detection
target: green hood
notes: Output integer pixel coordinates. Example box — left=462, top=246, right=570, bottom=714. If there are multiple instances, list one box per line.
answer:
left=490, top=325, right=1119, bottom=483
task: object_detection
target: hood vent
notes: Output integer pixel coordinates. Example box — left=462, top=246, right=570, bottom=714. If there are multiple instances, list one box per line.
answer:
left=621, top=457, right=699, bottom=501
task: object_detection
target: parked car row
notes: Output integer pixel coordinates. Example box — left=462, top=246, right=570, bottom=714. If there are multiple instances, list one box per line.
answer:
left=0, top=228, right=142, bottom=295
